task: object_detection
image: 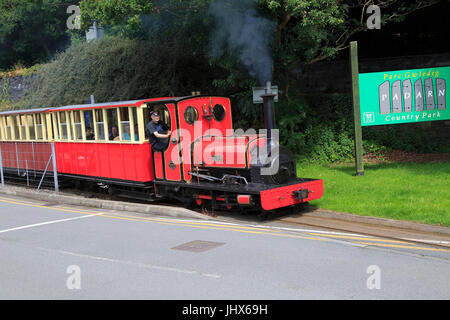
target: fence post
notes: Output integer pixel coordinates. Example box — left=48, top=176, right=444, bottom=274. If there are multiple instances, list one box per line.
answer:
left=51, top=142, right=59, bottom=195
left=0, top=144, right=4, bottom=188
left=15, top=142, right=20, bottom=176
left=26, top=160, right=29, bottom=186
left=32, top=142, right=36, bottom=178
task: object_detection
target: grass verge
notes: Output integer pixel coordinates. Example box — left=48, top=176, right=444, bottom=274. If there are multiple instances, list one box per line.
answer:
left=299, top=161, right=450, bottom=226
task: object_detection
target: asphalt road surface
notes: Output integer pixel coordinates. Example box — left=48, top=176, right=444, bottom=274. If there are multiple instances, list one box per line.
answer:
left=0, top=194, right=449, bottom=299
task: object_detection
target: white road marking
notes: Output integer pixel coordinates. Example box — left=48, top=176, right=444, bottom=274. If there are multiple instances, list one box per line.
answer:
left=191, top=218, right=373, bottom=237
left=38, top=247, right=222, bottom=279
left=0, top=214, right=101, bottom=234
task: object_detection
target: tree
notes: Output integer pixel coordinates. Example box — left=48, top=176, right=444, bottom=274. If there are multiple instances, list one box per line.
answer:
left=260, top=0, right=441, bottom=96
left=79, top=0, right=154, bottom=33
left=0, top=0, right=76, bottom=69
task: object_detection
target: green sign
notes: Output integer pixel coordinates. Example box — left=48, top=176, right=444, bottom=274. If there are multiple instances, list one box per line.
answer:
left=359, top=66, right=449, bottom=126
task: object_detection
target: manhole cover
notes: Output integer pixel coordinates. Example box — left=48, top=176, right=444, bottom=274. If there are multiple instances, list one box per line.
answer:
left=171, top=240, right=225, bottom=252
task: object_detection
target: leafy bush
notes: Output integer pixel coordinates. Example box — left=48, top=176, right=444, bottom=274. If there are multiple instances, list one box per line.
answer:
left=15, top=37, right=218, bottom=109
left=363, top=124, right=450, bottom=154
left=278, top=93, right=356, bottom=164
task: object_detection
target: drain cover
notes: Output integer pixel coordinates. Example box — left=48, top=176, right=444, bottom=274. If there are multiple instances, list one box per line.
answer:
left=171, top=240, right=225, bottom=252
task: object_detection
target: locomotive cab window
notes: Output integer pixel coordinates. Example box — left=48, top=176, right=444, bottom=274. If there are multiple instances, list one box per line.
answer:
left=184, top=106, right=198, bottom=125
left=147, top=104, right=171, bottom=131
left=212, top=104, right=226, bottom=121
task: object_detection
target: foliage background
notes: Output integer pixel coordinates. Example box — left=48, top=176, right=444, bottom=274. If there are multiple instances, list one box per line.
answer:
left=1, top=0, right=449, bottom=163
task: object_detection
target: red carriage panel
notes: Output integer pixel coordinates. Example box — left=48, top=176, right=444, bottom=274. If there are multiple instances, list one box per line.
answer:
left=54, top=142, right=154, bottom=182
left=0, top=142, right=53, bottom=171
left=152, top=151, right=164, bottom=180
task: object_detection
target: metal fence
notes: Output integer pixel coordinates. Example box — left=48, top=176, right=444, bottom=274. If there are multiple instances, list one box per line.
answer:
left=0, top=141, right=59, bottom=194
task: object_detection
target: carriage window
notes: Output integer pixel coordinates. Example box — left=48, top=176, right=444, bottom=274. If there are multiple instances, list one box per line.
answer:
left=107, top=108, right=119, bottom=141
left=35, top=114, right=43, bottom=140
left=131, top=107, right=139, bottom=141
left=0, top=118, right=4, bottom=140
left=42, top=114, right=47, bottom=140
left=26, top=115, right=35, bottom=140
left=67, top=112, right=74, bottom=140
left=95, top=109, right=105, bottom=141
left=51, top=113, right=59, bottom=140
left=12, top=116, right=20, bottom=140
left=20, top=115, right=27, bottom=140
left=6, top=117, right=12, bottom=140
left=184, top=106, right=198, bottom=125
left=73, top=111, right=82, bottom=140
left=59, top=112, right=68, bottom=140
left=119, top=107, right=131, bottom=141
left=84, top=110, right=94, bottom=140
left=212, top=104, right=226, bottom=121
left=143, top=107, right=150, bottom=138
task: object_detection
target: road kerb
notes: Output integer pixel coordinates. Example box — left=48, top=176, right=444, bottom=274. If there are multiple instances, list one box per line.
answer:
left=0, top=186, right=212, bottom=220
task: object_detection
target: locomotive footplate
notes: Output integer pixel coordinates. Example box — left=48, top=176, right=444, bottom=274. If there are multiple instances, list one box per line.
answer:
left=259, top=178, right=324, bottom=211
left=154, top=178, right=323, bottom=211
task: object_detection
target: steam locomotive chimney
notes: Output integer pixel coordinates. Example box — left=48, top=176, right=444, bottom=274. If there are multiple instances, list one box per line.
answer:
left=261, top=81, right=276, bottom=155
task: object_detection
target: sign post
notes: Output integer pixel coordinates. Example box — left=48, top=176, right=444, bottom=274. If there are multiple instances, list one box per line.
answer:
left=350, top=41, right=365, bottom=176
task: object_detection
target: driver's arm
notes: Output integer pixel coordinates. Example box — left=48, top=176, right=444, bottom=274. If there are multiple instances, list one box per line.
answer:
left=153, top=131, right=171, bottom=139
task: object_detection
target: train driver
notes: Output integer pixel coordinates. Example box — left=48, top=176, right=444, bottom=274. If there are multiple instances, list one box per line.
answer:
left=146, top=110, right=171, bottom=151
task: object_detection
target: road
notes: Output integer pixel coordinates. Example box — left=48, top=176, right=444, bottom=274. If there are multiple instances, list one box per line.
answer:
left=0, top=194, right=449, bottom=300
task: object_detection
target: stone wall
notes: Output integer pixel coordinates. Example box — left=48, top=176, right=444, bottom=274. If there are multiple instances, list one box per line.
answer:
left=0, top=74, right=37, bottom=104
